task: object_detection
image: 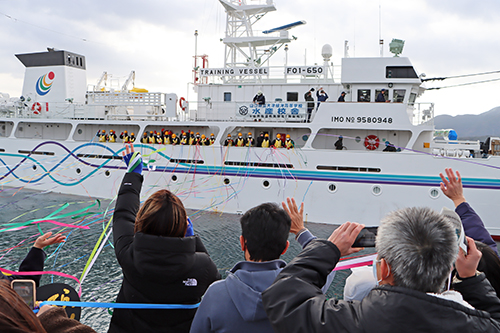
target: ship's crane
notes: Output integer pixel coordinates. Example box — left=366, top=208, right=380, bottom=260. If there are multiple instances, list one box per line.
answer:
left=121, top=71, right=136, bottom=92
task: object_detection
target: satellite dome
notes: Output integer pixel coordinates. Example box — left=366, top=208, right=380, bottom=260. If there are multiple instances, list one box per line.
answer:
left=322, top=44, right=333, bottom=61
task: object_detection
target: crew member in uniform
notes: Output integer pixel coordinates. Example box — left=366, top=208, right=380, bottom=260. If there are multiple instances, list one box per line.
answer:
left=98, top=130, right=107, bottom=142
left=148, top=131, right=155, bottom=144
left=141, top=132, right=148, bottom=144
left=180, top=133, right=189, bottom=145
left=163, top=131, right=172, bottom=144
left=120, top=130, right=129, bottom=143
left=246, top=132, right=255, bottom=147
left=194, top=132, right=201, bottom=145
left=155, top=131, right=163, bottom=144
left=108, top=130, right=117, bottom=143
left=209, top=133, right=216, bottom=145
left=171, top=133, right=180, bottom=145
left=129, top=133, right=136, bottom=143
left=235, top=133, right=246, bottom=147
left=189, top=131, right=196, bottom=145
left=253, top=91, right=266, bottom=105
left=272, top=133, right=283, bottom=148
left=224, top=134, right=233, bottom=146
left=200, top=134, right=210, bottom=146
left=256, top=132, right=264, bottom=147
left=285, top=134, right=294, bottom=149
left=261, top=133, right=270, bottom=148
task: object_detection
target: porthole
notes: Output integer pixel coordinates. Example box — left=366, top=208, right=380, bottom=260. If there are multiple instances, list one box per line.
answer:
left=371, top=185, right=382, bottom=196
left=429, top=188, right=440, bottom=199
left=32, top=165, right=37, bottom=171
left=224, top=178, right=230, bottom=185
left=302, top=135, right=309, bottom=141
left=171, top=175, right=178, bottom=182
left=355, top=136, right=361, bottom=143
left=328, top=182, right=337, bottom=193
left=104, top=170, right=111, bottom=177
left=77, top=129, right=83, bottom=135
left=76, top=168, right=81, bottom=174
left=262, top=179, right=271, bottom=189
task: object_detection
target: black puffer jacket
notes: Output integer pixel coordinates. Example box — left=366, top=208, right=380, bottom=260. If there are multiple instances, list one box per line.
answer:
left=262, top=239, right=500, bottom=333
left=108, top=172, right=220, bottom=333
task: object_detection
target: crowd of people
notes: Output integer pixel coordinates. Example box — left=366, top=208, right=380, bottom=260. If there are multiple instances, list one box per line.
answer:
left=223, top=132, right=294, bottom=149
left=3, top=146, right=500, bottom=332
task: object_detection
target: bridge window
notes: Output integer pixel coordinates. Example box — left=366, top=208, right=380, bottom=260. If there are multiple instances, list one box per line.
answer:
left=287, top=92, right=298, bottom=101
left=386, top=66, right=418, bottom=79
left=393, top=89, right=406, bottom=103
left=357, top=89, right=371, bottom=102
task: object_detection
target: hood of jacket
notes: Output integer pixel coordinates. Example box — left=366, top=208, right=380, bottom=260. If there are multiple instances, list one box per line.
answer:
left=225, top=260, right=286, bottom=322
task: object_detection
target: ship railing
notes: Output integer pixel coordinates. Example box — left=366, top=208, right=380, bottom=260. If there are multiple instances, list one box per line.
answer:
left=409, top=102, right=434, bottom=125
left=86, top=91, right=164, bottom=106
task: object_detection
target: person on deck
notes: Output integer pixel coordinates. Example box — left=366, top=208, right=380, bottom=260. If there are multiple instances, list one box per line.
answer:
left=108, top=130, right=117, bottom=143
left=190, top=198, right=334, bottom=333
left=180, top=133, right=189, bottom=145
left=263, top=207, right=500, bottom=332
left=383, top=141, right=397, bottom=152
left=285, top=135, right=294, bottom=149
left=316, top=87, right=329, bottom=110
left=272, top=134, right=283, bottom=148
left=224, top=134, right=233, bottom=147
left=200, top=134, right=210, bottom=146
left=256, top=132, right=265, bottom=147
left=338, top=91, right=346, bottom=102
left=209, top=133, right=216, bottom=145
left=253, top=91, right=266, bottom=106
left=171, top=133, right=180, bottom=145
left=120, top=131, right=129, bottom=143
left=376, top=89, right=388, bottom=102
left=141, top=132, right=148, bottom=144
left=304, top=88, right=315, bottom=123
left=261, top=134, right=270, bottom=148
left=334, top=136, right=344, bottom=150
left=129, top=132, right=136, bottom=143
left=246, top=132, right=255, bottom=147
left=97, top=130, right=107, bottom=142
left=109, top=144, right=220, bottom=333
left=235, top=133, right=246, bottom=147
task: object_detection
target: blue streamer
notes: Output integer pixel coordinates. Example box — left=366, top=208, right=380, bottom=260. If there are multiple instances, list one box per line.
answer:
left=39, top=300, right=200, bottom=309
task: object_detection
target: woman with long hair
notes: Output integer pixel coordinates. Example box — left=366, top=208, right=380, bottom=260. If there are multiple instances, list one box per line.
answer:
left=108, top=144, right=220, bottom=333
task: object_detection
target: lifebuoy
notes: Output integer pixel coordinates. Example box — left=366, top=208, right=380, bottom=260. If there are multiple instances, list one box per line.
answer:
left=31, top=102, right=42, bottom=115
left=364, top=135, right=380, bottom=150
left=179, top=97, right=187, bottom=112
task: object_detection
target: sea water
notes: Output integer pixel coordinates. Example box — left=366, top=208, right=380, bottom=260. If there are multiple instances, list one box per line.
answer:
left=0, top=188, right=374, bottom=331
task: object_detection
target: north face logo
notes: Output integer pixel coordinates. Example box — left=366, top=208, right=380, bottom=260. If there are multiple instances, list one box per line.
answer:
left=183, top=278, right=198, bottom=287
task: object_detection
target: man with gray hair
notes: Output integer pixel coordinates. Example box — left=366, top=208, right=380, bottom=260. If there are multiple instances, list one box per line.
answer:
left=263, top=207, right=500, bottom=332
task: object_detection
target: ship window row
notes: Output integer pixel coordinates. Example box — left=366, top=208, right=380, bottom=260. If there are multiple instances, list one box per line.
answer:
left=18, top=150, right=55, bottom=156
left=224, top=161, right=294, bottom=168
left=357, top=89, right=406, bottom=103
left=386, top=66, right=418, bottom=79
left=316, top=165, right=381, bottom=172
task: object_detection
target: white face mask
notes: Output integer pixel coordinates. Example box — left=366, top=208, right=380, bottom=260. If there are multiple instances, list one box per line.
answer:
left=373, top=257, right=390, bottom=286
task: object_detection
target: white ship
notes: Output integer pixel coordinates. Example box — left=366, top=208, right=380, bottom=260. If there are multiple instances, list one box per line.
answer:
left=1, top=0, right=499, bottom=236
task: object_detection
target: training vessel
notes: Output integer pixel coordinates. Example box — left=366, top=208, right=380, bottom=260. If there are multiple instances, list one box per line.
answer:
left=1, top=0, right=499, bottom=235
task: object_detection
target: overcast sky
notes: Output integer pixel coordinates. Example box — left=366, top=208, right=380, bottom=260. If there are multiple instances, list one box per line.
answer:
left=0, top=0, right=499, bottom=116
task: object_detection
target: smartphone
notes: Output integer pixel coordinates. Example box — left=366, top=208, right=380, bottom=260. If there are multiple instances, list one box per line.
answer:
left=11, top=280, right=36, bottom=310
left=352, top=227, right=378, bottom=247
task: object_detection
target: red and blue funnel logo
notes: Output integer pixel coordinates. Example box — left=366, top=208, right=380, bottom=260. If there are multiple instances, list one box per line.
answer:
left=35, top=71, right=55, bottom=96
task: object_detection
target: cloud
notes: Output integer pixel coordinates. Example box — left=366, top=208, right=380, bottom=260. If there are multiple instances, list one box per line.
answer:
left=0, top=0, right=499, bottom=116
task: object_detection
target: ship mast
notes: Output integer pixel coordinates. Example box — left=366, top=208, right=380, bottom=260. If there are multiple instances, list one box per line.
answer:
left=220, top=0, right=296, bottom=82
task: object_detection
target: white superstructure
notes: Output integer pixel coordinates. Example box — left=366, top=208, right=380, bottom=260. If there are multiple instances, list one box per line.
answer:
left=1, top=0, right=499, bottom=236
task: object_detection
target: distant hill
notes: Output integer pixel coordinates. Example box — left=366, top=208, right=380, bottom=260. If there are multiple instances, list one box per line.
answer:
left=434, top=107, right=500, bottom=141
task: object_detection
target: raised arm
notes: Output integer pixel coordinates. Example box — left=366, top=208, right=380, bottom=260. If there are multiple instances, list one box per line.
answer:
left=440, top=168, right=498, bottom=254
left=113, top=144, right=143, bottom=260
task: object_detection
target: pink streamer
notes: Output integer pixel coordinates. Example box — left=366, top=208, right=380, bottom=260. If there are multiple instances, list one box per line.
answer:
left=0, top=267, right=82, bottom=296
